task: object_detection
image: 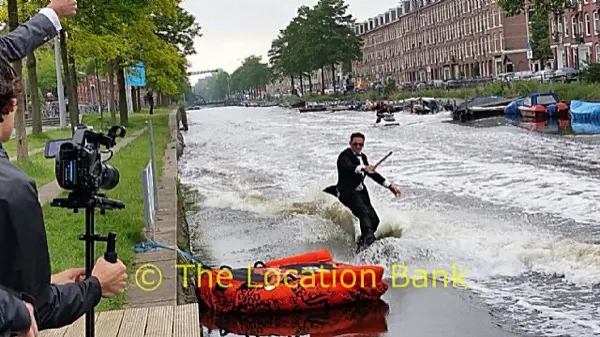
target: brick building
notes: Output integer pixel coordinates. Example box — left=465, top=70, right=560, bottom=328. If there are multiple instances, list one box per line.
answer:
left=77, top=75, right=118, bottom=106
left=550, top=0, right=600, bottom=69
left=352, top=0, right=531, bottom=84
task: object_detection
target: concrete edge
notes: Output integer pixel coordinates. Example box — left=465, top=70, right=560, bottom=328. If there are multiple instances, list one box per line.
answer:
left=125, top=110, right=181, bottom=308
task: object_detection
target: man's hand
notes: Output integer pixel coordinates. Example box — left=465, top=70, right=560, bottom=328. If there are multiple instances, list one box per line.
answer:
left=91, top=257, right=127, bottom=298
left=16, top=302, right=38, bottom=337
left=363, top=165, right=376, bottom=174
left=389, top=184, right=401, bottom=197
left=47, top=0, right=77, bottom=18
left=51, top=268, right=86, bottom=285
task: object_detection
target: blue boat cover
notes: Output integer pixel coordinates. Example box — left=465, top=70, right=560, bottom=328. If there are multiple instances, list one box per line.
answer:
left=571, top=121, right=600, bottom=134
left=570, top=100, right=600, bottom=120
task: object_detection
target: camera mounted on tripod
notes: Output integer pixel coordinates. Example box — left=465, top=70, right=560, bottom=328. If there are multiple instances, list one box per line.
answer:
left=44, top=125, right=127, bottom=211
left=43, top=124, right=129, bottom=337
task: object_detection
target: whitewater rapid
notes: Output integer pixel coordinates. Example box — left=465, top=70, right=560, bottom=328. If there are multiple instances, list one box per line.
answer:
left=180, top=106, right=600, bottom=337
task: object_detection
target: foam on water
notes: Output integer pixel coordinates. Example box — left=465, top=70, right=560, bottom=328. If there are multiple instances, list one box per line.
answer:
left=181, top=107, right=600, bottom=336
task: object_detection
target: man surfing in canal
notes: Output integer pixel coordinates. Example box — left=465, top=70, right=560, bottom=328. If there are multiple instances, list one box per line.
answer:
left=324, top=132, right=401, bottom=252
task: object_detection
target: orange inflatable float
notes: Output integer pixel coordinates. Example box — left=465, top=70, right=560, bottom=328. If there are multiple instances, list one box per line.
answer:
left=201, top=299, right=389, bottom=336
left=195, top=249, right=388, bottom=313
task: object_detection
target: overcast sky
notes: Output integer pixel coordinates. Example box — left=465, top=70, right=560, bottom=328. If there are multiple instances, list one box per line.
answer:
left=181, top=0, right=397, bottom=82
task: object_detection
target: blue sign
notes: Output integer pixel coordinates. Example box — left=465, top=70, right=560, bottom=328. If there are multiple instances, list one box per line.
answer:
left=126, top=62, right=146, bottom=87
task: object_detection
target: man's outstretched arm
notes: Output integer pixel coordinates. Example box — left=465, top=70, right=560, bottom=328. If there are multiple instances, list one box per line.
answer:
left=0, top=0, right=78, bottom=62
left=0, top=9, right=61, bottom=63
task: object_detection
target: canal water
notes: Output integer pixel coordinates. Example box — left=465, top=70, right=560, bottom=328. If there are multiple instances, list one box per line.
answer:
left=179, top=107, right=600, bottom=337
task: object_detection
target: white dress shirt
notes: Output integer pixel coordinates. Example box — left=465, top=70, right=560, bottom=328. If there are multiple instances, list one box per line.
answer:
left=353, top=151, right=391, bottom=191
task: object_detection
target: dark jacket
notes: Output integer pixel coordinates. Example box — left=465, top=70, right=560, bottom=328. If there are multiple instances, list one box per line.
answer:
left=0, top=144, right=102, bottom=330
left=0, top=12, right=58, bottom=63
left=0, top=286, right=31, bottom=335
left=336, top=148, right=387, bottom=194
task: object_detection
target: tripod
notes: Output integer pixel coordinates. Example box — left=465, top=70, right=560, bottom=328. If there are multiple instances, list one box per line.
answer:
left=51, top=191, right=125, bottom=337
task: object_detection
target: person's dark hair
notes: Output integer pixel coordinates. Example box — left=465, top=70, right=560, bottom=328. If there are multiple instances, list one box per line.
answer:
left=350, top=132, right=365, bottom=142
left=0, top=56, right=21, bottom=122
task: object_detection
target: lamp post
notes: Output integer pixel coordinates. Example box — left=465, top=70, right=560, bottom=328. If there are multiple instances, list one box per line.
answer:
left=54, top=36, right=67, bottom=129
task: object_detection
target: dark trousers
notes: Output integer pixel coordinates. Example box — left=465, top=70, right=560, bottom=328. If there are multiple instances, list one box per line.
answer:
left=149, top=103, right=154, bottom=115
left=339, top=189, right=380, bottom=245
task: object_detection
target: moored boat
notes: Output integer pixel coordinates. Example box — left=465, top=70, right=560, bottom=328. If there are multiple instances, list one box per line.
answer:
left=196, top=249, right=388, bottom=313
left=299, top=103, right=327, bottom=112
left=517, top=92, right=568, bottom=119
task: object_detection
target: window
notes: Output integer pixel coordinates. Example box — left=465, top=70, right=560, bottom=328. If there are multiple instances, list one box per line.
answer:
left=596, top=43, right=600, bottom=61
left=572, top=16, right=577, bottom=36
left=595, top=11, right=599, bottom=35
left=586, top=13, right=591, bottom=35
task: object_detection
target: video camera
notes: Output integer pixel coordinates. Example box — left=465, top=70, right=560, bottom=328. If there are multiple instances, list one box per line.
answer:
left=44, top=125, right=126, bottom=196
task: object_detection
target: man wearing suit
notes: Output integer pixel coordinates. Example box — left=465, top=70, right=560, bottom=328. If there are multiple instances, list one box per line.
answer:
left=335, top=132, right=401, bottom=250
left=0, top=0, right=78, bottom=63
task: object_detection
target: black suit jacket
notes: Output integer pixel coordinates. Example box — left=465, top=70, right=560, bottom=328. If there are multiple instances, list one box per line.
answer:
left=336, top=148, right=387, bottom=194
left=0, top=12, right=58, bottom=63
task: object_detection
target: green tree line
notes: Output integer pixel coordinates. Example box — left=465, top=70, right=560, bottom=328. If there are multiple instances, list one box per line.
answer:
left=1, top=0, right=202, bottom=160
left=192, top=56, right=271, bottom=101
left=192, top=0, right=362, bottom=101
left=268, top=0, right=362, bottom=95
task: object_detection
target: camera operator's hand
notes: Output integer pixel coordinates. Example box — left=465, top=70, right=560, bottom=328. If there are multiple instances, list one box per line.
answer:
left=16, top=301, right=38, bottom=337
left=47, top=0, right=77, bottom=18
left=91, top=257, right=127, bottom=297
left=51, top=268, right=86, bottom=285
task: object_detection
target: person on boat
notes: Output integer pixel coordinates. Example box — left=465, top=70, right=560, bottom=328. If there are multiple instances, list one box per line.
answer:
left=375, top=102, right=391, bottom=123
left=335, top=133, right=401, bottom=251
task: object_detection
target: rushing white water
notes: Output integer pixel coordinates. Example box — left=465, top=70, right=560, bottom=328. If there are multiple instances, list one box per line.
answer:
left=180, top=107, right=600, bottom=337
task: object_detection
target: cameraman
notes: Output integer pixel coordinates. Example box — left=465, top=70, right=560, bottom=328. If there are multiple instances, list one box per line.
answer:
left=0, top=56, right=128, bottom=330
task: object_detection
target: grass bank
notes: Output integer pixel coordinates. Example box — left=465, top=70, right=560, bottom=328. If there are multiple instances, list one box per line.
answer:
left=43, top=109, right=172, bottom=311
left=293, top=81, right=600, bottom=102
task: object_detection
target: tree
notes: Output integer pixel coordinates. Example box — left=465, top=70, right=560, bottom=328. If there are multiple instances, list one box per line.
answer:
left=498, top=0, right=574, bottom=65
left=7, top=0, right=28, bottom=160
left=205, top=70, right=230, bottom=101
left=230, top=56, right=271, bottom=99
left=267, top=0, right=362, bottom=94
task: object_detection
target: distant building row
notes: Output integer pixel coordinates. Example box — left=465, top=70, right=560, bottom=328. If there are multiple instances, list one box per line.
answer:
left=352, top=0, right=600, bottom=84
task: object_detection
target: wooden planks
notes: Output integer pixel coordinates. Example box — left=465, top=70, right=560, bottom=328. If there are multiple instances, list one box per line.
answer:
left=39, top=304, right=200, bottom=337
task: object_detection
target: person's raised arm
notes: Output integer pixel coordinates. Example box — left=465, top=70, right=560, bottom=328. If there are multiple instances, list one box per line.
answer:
left=0, top=0, right=77, bottom=62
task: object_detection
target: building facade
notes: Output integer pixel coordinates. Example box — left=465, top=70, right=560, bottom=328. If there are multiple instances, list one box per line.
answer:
left=352, top=0, right=530, bottom=84
left=550, top=0, right=600, bottom=69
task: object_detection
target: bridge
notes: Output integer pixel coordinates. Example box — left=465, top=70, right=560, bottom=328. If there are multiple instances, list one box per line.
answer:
left=186, top=69, right=219, bottom=76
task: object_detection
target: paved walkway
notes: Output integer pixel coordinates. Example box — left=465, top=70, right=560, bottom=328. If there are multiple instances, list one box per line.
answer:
left=39, top=303, right=201, bottom=337
left=126, top=113, right=179, bottom=307
left=37, top=127, right=147, bottom=205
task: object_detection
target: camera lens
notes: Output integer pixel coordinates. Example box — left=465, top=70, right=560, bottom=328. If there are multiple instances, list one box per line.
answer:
left=99, top=164, right=120, bottom=190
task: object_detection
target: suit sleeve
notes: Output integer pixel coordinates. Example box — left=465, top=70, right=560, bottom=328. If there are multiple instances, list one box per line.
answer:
left=363, top=155, right=392, bottom=188
left=0, top=10, right=60, bottom=62
left=337, top=151, right=364, bottom=175
left=0, top=287, right=31, bottom=334
left=36, top=278, right=102, bottom=330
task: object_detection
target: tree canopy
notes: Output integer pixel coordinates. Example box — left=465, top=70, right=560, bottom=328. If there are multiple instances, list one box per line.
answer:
left=498, top=0, right=575, bottom=63
left=0, top=0, right=202, bottom=159
left=267, top=0, right=362, bottom=94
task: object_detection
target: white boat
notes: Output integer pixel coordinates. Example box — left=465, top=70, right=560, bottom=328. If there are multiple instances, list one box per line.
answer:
left=375, top=114, right=400, bottom=127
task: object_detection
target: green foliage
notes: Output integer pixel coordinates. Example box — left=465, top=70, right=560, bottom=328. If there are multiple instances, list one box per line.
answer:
left=193, top=70, right=231, bottom=101
left=229, top=56, right=271, bottom=93
left=267, top=0, right=362, bottom=90
left=499, top=0, right=571, bottom=16
left=582, top=62, right=600, bottom=83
